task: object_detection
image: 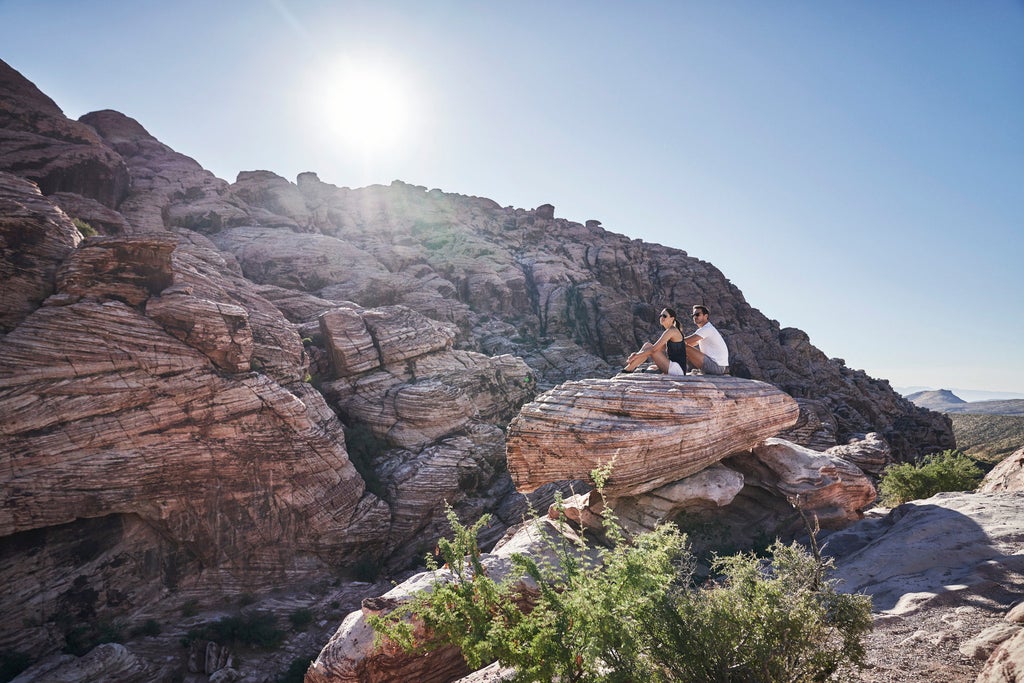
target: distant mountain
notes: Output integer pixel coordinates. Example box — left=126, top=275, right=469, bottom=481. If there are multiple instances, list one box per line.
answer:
left=906, top=390, right=1024, bottom=416
left=905, top=389, right=967, bottom=412
left=897, top=386, right=1024, bottom=403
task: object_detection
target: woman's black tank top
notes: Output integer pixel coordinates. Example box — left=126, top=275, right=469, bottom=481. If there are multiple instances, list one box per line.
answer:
left=666, top=339, right=686, bottom=367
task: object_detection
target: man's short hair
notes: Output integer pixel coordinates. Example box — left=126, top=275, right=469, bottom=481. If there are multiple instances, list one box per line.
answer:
left=692, top=305, right=710, bottom=316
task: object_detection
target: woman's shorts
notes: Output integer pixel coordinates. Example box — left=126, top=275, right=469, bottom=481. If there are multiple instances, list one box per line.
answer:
left=667, top=361, right=685, bottom=376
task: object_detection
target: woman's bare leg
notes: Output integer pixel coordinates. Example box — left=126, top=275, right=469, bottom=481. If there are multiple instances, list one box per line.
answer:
left=649, top=348, right=670, bottom=373
left=623, top=342, right=655, bottom=371
left=624, top=343, right=672, bottom=373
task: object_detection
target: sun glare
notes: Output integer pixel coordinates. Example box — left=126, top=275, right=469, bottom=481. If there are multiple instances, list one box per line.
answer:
left=316, top=60, right=415, bottom=154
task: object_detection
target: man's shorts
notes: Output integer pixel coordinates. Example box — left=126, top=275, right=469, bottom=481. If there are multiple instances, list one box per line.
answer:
left=702, top=357, right=730, bottom=375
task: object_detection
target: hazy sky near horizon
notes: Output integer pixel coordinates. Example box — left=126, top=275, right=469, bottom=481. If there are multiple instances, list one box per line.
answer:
left=2, top=1, right=1022, bottom=394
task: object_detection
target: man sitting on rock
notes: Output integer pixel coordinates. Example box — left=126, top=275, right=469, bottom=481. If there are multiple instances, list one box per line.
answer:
left=683, top=305, right=729, bottom=375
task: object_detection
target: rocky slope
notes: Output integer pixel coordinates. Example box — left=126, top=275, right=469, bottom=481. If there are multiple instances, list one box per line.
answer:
left=0, top=56, right=957, bottom=680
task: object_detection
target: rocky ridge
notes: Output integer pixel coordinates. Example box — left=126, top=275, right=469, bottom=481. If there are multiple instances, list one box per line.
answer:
left=0, top=56, right=963, bottom=681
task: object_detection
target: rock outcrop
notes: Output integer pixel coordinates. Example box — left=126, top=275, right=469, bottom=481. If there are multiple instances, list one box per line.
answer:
left=0, top=61, right=129, bottom=207
left=0, top=172, right=81, bottom=332
left=980, top=446, right=1024, bottom=493
left=506, top=374, right=801, bottom=498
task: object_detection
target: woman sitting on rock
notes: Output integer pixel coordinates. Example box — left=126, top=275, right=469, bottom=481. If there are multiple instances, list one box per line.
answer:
left=621, top=307, right=687, bottom=375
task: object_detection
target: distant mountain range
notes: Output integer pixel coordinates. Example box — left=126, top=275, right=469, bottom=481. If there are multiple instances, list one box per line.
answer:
left=896, top=386, right=1024, bottom=403
left=905, top=389, right=1024, bottom=416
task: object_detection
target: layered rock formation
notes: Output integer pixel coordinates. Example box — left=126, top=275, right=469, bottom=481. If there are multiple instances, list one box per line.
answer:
left=506, top=374, right=800, bottom=497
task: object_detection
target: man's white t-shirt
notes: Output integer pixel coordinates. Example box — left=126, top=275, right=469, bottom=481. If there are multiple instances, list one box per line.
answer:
left=696, top=321, right=729, bottom=367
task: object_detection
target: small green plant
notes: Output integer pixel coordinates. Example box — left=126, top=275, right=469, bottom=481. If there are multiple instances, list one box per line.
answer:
left=72, top=217, right=97, bottom=237
left=879, top=449, right=984, bottom=506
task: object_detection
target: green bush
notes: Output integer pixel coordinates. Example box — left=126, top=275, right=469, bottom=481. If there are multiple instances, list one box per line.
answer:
left=129, top=619, right=161, bottom=638
left=371, top=500, right=872, bottom=682
left=72, top=218, right=97, bottom=237
left=62, top=619, right=125, bottom=656
left=184, top=612, right=284, bottom=649
left=879, top=449, right=984, bottom=506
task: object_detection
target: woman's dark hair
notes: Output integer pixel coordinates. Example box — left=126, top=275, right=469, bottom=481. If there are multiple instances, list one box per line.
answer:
left=662, top=307, right=684, bottom=332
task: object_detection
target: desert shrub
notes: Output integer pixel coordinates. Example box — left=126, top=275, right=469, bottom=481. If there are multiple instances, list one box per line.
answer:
left=371, top=500, right=872, bottom=682
left=879, top=449, right=984, bottom=506
left=62, top=618, right=125, bottom=656
left=72, top=218, right=97, bottom=237
left=129, top=619, right=161, bottom=638
left=184, top=611, right=284, bottom=649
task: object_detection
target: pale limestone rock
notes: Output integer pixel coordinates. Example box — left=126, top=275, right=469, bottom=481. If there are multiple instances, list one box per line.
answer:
left=0, top=173, right=81, bottom=332
left=825, top=431, right=892, bottom=478
left=827, top=492, right=1024, bottom=612
left=980, top=446, right=1024, bottom=493
left=960, top=623, right=1022, bottom=660
left=612, top=464, right=746, bottom=533
left=747, top=438, right=877, bottom=528
left=506, top=374, right=800, bottom=498
left=978, top=628, right=1024, bottom=683
left=1007, top=602, right=1024, bottom=624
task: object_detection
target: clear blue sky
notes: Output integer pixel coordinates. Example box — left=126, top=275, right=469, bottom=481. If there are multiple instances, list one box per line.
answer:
left=3, top=1, right=1022, bottom=395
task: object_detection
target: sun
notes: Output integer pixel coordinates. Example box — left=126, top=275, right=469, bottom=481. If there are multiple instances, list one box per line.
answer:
left=316, top=59, right=415, bottom=154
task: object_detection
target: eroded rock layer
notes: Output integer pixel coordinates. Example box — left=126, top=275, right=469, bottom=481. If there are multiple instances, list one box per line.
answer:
left=506, top=374, right=801, bottom=498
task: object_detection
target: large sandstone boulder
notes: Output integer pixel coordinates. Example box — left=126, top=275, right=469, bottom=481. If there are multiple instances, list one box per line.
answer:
left=506, top=374, right=800, bottom=498
left=980, top=446, right=1024, bottom=493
